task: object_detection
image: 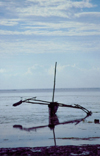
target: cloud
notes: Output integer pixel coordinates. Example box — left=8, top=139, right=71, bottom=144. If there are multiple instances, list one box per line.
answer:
left=0, top=20, right=100, bottom=37
left=16, top=0, right=95, bottom=18
left=48, top=64, right=76, bottom=75
left=25, top=68, right=33, bottom=75
left=74, top=12, right=100, bottom=25
left=0, top=19, right=19, bottom=26
left=0, top=0, right=95, bottom=21
left=0, top=0, right=100, bottom=89
left=75, top=12, right=100, bottom=18
left=71, top=0, right=95, bottom=8
left=92, top=67, right=100, bottom=72
left=25, top=64, right=45, bottom=75
left=0, top=68, right=6, bottom=73
left=0, top=0, right=99, bottom=38
left=0, top=33, right=100, bottom=58
left=25, top=65, right=38, bottom=75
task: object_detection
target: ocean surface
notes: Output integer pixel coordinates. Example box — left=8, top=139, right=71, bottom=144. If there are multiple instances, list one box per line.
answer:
left=0, top=88, right=100, bottom=148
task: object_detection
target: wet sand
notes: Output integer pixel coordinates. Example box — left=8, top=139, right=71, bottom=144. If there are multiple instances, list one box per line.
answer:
left=0, top=145, right=100, bottom=156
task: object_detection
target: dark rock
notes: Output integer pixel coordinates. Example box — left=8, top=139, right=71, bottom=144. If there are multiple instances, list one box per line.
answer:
left=0, top=145, right=100, bottom=156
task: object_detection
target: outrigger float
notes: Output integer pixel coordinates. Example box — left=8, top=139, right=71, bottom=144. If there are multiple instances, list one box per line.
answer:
left=13, top=62, right=92, bottom=116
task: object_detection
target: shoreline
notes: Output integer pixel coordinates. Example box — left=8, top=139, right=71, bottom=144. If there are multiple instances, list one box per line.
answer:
left=0, top=145, right=100, bottom=156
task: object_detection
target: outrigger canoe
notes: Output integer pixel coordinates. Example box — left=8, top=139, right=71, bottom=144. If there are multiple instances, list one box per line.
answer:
left=13, top=62, right=92, bottom=116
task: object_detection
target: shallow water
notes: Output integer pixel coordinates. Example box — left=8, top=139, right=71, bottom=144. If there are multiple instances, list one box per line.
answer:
left=0, top=88, right=100, bottom=148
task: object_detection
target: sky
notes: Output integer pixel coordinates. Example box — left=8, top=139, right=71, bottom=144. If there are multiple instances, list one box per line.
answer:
left=0, top=0, right=100, bottom=89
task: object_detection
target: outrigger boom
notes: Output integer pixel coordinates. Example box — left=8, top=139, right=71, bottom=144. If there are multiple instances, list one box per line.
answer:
left=13, top=62, right=92, bottom=116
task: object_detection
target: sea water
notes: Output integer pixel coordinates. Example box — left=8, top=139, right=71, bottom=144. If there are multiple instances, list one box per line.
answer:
left=0, top=88, right=100, bottom=148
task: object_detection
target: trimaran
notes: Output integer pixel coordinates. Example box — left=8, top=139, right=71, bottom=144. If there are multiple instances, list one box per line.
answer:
left=13, top=62, right=92, bottom=116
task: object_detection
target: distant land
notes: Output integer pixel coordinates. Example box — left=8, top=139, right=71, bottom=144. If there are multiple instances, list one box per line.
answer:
left=0, top=88, right=100, bottom=93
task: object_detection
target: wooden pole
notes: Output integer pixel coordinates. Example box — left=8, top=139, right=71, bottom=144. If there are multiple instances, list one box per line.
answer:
left=52, top=62, right=57, bottom=102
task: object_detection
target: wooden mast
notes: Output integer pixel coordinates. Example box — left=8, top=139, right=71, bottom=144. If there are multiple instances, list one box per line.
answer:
left=52, top=62, right=57, bottom=102
left=49, top=62, right=58, bottom=116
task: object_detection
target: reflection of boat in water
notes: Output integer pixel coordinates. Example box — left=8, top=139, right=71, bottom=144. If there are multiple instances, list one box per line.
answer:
left=12, top=62, right=92, bottom=146
left=13, top=62, right=92, bottom=116
left=13, top=113, right=91, bottom=146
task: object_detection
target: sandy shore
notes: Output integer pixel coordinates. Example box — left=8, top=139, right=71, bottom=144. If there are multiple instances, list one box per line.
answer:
left=0, top=145, right=100, bottom=156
